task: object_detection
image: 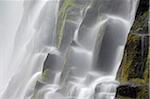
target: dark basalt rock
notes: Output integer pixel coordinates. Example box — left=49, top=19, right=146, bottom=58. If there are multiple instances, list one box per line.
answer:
left=135, top=0, right=149, bottom=18
left=130, top=0, right=148, bottom=34
left=116, top=84, right=149, bottom=99
left=115, top=0, right=149, bottom=99
left=128, top=35, right=149, bottom=79
left=116, top=33, right=149, bottom=84
left=116, top=84, right=140, bottom=98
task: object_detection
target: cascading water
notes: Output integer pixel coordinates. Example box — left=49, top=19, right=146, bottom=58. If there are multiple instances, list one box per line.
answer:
left=0, top=0, right=140, bottom=99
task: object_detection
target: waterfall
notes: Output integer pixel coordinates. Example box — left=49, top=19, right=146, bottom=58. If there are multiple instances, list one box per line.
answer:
left=0, top=0, right=139, bottom=99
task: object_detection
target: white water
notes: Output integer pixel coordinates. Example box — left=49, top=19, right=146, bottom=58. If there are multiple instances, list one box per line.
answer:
left=0, top=0, right=139, bottom=99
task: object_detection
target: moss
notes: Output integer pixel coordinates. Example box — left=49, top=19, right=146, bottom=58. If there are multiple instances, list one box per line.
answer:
left=137, top=85, right=149, bottom=99
left=144, top=47, right=150, bottom=83
left=129, top=78, right=145, bottom=85
left=116, top=1, right=149, bottom=98
left=130, top=11, right=148, bottom=34
left=143, top=63, right=149, bottom=83
left=31, top=93, right=36, bottom=99
left=42, top=69, right=49, bottom=81
left=116, top=34, right=141, bottom=82
left=117, top=34, right=149, bottom=82
left=119, top=54, right=131, bottom=82
left=56, top=0, right=76, bottom=48
left=59, top=47, right=73, bottom=85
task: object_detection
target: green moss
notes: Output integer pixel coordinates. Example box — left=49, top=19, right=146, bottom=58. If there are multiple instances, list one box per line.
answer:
left=137, top=86, right=149, bottom=99
left=144, top=47, right=150, bottom=83
left=59, top=47, right=73, bottom=85
left=143, top=63, right=149, bottom=83
left=119, top=54, right=132, bottom=82
left=130, top=11, right=148, bottom=33
left=42, top=69, right=49, bottom=81
left=116, top=2, right=149, bottom=98
left=31, top=93, right=36, bottom=99
left=129, top=78, right=145, bottom=85
left=116, top=33, right=149, bottom=99
left=56, top=0, right=76, bottom=48
left=117, top=34, right=141, bottom=82
left=117, top=33, right=149, bottom=82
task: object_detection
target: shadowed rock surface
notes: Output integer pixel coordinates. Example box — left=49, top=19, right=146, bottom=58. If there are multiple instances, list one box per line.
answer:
left=116, top=0, right=149, bottom=98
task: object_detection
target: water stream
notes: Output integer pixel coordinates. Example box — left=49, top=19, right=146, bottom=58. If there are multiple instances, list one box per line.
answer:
left=0, top=0, right=139, bottom=99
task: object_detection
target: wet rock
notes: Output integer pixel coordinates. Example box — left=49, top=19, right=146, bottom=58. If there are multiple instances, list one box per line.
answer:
left=130, top=0, right=148, bottom=34
left=115, top=0, right=149, bottom=98
left=116, top=84, right=140, bottom=98
left=116, top=84, right=149, bottom=99
left=116, top=33, right=149, bottom=82
left=135, top=0, right=149, bottom=18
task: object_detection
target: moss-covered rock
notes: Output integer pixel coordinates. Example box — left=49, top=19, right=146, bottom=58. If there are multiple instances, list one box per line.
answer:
left=116, top=34, right=149, bottom=82
left=116, top=34, right=149, bottom=99
left=115, top=0, right=149, bottom=98
left=130, top=0, right=149, bottom=34
left=56, top=0, right=76, bottom=48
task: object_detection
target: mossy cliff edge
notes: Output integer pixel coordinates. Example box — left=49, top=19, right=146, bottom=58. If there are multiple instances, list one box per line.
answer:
left=115, top=0, right=149, bottom=99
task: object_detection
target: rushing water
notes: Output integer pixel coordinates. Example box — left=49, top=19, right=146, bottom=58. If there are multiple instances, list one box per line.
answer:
left=0, top=0, right=139, bottom=99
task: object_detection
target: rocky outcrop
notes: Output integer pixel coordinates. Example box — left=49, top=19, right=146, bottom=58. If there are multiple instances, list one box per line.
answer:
left=115, top=0, right=149, bottom=98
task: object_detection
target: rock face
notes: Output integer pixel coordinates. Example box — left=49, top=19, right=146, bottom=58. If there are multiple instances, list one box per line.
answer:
left=30, top=0, right=140, bottom=99
left=115, top=0, right=149, bottom=98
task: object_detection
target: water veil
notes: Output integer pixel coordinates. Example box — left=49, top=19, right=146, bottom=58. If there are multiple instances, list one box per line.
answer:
left=0, top=0, right=140, bottom=99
